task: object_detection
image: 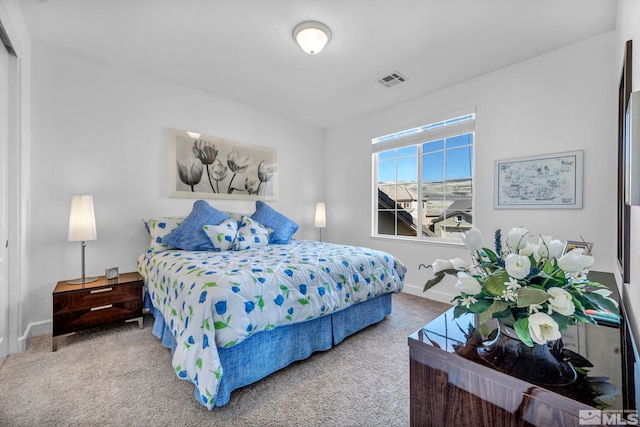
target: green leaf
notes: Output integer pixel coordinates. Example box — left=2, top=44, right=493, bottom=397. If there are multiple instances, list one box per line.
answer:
left=483, top=271, right=510, bottom=296
left=542, top=259, right=555, bottom=275
left=581, top=291, right=620, bottom=315
left=214, top=321, right=228, bottom=329
left=423, top=269, right=458, bottom=292
left=298, top=298, right=310, bottom=305
left=550, top=311, right=575, bottom=329
left=196, top=358, right=203, bottom=369
left=513, top=317, right=533, bottom=347
left=453, top=304, right=468, bottom=318
left=478, top=300, right=509, bottom=324
left=516, top=288, right=549, bottom=308
left=203, top=282, right=218, bottom=288
left=466, top=298, right=492, bottom=314
left=483, top=248, right=498, bottom=263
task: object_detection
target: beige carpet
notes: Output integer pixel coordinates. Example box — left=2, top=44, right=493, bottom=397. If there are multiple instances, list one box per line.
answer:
left=0, top=293, right=449, bottom=427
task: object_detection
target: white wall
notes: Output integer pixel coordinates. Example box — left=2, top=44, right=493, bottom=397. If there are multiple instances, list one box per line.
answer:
left=25, top=43, right=325, bottom=334
left=325, top=32, right=617, bottom=303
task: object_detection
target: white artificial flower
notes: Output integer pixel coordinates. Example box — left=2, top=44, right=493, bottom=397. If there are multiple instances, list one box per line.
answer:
left=548, top=239, right=565, bottom=260
left=460, top=295, right=478, bottom=308
left=528, top=312, right=562, bottom=345
left=455, top=272, right=482, bottom=295
left=558, top=248, right=594, bottom=273
left=528, top=303, right=543, bottom=314
left=461, top=228, right=484, bottom=251
left=431, top=259, right=453, bottom=273
left=506, top=227, right=528, bottom=251
left=537, top=235, right=552, bottom=258
left=505, top=254, right=531, bottom=280
left=502, top=288, right=517, bottom=302
left=518, top=242, right=537, bottom=257
left=505, top=277, right=521, bottom=292
left=547, top=287, right=575, bottom=316
left=450, top=257, right=469, bottom=271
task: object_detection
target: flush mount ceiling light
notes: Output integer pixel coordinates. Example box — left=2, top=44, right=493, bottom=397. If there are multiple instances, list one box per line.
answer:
left=293, top=21, right=331, bottom=55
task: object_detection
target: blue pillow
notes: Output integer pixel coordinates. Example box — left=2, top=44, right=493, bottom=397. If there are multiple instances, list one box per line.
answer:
left=161, top=200, right=230, bottom=251
left=203, top=219, right=238, bottom=252
left=233, top=216, right=270, bottom=251
left=250, top=201, right=298, bottom=244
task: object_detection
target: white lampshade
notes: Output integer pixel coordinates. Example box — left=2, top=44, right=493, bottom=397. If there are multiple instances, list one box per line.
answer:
left=293, top=21, right=331, bottom=55
left=68, top=195, right=97, bottom=242
left=314, top=202, right=326, bottom=228
left=186, top=131, right=201, bottom=139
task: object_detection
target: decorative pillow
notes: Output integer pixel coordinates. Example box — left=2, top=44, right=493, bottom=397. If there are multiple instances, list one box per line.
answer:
left=143, top=217, right=184, bottom=254
left=224, top=211, right=245, bottom=225
left=250, top=201, right=299, bottom=244
left=161, top=200, right=231, bottom=251
left=233, top=216, right=270, bottom=251
left=203, top=219, right=238, bottom=252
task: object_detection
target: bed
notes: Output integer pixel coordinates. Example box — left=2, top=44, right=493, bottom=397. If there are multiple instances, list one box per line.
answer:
left=138, top=201, right=406, bottom=410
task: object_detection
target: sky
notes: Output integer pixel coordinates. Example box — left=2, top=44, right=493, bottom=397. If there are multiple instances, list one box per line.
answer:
left=377, top=133, right=473, bottom=183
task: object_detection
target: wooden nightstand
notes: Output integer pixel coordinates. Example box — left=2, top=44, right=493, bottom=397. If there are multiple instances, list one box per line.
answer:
left=52, top=271, right=144, bottom=351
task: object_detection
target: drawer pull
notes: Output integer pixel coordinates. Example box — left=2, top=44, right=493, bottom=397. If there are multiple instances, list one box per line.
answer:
left=90, top=287, right=113, bottom=294
left=91, top=304, right=113, bottom=311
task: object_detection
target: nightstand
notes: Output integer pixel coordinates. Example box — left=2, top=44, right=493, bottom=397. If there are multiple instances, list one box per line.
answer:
left=52, top=271, right=144, bottom=351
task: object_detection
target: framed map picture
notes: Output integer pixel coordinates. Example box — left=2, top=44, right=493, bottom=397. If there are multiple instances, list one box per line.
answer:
left=494, top=150, right=583, bottom=209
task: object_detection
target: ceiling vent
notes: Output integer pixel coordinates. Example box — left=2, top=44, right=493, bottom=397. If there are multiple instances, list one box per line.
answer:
left=378, top=71, right=408, bottom=88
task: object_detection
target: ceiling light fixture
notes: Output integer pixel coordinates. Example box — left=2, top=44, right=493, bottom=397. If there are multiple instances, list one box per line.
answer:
left=293, top=21, right=331, bottom=55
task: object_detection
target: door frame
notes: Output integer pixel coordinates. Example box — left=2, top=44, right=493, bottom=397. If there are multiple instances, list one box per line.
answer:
left=0, top=2, right=31, bottom=357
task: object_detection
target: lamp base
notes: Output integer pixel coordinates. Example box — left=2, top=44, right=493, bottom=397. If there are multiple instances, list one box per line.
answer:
left=67, top=277, right=99, bottom=285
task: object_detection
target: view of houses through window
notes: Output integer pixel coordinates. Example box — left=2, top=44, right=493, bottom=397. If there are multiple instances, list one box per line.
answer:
left=372, top=113, right=475, bottom=240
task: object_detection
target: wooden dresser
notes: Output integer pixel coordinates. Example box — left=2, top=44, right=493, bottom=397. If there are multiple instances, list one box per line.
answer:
left=408, top=271, right=633, bottom=426
left=52, top=271, right=144, bottom=351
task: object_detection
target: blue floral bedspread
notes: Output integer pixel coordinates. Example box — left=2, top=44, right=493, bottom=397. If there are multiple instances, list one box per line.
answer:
left=138, top=239, right=405, bottom=409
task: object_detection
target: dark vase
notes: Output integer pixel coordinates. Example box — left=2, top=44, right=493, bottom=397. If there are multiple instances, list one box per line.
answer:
left=477, top=322, right=577, bottom=387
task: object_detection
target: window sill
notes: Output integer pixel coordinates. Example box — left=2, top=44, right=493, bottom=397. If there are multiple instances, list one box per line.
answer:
left=368, top=234, right=465, bottom=248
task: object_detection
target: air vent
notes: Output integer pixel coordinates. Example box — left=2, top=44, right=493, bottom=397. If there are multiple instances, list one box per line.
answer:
left=378, top=71, right=408, bottom=88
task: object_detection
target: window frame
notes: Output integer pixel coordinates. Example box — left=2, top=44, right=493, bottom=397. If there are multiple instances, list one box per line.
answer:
left=371, top=110, right=475, bottom=242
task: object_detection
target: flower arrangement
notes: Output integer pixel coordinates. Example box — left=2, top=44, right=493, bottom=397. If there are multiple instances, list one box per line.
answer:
left=423, top=227, right=619, bottom=347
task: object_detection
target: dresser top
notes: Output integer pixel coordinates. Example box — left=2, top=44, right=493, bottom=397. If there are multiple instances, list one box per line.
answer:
left=53, top=271, right=141, bottom=294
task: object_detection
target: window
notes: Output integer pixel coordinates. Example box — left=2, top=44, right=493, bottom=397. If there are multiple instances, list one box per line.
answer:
left=372, top=112, right=475, bottom=240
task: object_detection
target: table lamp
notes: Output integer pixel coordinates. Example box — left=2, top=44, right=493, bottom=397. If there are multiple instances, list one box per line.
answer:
left=314, top=202, right=326, bottom=242
left=67, top=195, right=98, bottom=284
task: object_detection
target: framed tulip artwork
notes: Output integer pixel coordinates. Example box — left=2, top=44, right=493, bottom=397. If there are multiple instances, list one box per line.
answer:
left=168, top=128, right=277, bottom=201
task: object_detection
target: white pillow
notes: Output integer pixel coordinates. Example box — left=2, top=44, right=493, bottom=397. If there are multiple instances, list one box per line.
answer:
left=233, top=216, right=270, bottom=251
left=143, top=217, right=184, bottom=254
left=203, top=218, right=238, bottom=252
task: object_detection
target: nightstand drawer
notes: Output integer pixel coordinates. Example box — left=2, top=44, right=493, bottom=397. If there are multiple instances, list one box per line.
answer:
left=53, top=283, right=141, bottom=314
left=53, top=298, right=142, bottom=336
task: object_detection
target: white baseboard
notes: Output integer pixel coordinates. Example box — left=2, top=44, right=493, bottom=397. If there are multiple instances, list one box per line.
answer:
left=17, top=319, right=52, bottom=352
left=402, top=282, right=454, bottom=306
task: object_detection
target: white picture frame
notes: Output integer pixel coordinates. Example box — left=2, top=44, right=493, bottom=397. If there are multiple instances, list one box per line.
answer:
left=494, top=150, right=583, bottom=209
left=168, top=128, right=277, bottom=201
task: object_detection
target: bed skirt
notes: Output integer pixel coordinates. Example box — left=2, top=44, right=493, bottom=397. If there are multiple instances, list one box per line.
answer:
left=144, top=292, right=393, bottom=407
